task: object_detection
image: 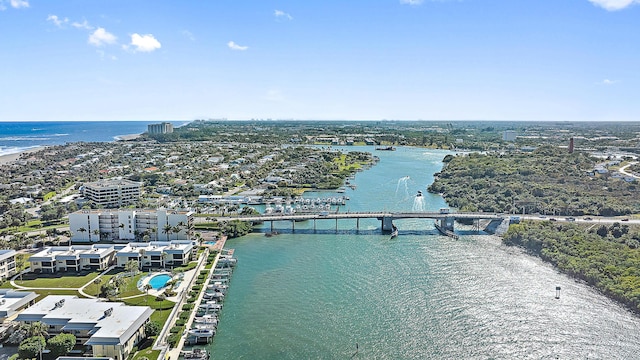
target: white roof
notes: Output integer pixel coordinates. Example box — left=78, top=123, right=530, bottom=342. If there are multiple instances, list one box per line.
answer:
left=17, top=295, right=152, bottom=345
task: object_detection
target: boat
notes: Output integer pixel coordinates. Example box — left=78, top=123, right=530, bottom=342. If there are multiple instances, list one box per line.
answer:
left=195, top=314, right=219, bottom=325
left=416, top=190, right=423, bottom=197
left=188, top=328, right=215, bottom=337
left=182, top=349, right=210, bottom=360
left=390, top=225, right=399, bottom=239
left=375, top=146, right=396, bottom=151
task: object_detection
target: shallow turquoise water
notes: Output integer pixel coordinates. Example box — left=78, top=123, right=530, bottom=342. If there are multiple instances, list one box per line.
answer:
left=209, top=147, right=640, bottom=359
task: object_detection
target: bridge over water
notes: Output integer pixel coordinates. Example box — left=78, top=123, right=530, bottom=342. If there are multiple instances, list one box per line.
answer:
left=197, top=212, right=505, bottom=236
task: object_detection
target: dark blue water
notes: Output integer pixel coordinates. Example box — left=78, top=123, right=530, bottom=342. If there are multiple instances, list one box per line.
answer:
left=0, top=121, right=186, bottom=156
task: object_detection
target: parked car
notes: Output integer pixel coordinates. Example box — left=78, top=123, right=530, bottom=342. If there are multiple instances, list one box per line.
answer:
left=583, top=217, right=593, bottom=221
left=622, top=218, right=630, bottom=222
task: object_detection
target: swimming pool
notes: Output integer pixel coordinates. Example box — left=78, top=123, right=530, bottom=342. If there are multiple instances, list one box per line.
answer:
left=205, top=241, right=217, bottom=246
left=148, top=274, right=172, bottom=289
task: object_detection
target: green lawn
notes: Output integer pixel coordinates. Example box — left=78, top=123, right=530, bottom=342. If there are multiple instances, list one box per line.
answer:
left=84, top=273, right=115, bottom=297
left=132, top=348, right=160, bottom=360
left=116, top=272, right=145, bottom=297
left=15, top=271, right=99, bottom=288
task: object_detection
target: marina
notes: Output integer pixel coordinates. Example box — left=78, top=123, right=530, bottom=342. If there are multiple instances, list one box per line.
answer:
left=208, top=147, right=640, bottom=359
left=182, top=248, right=237, bottom=348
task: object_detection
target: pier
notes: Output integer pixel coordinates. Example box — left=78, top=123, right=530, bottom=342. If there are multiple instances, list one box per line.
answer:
left=196, top=211, right=504, bottom=234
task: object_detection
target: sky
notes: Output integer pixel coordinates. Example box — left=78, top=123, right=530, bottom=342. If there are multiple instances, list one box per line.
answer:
left=0, top=0, right=638, bottom=122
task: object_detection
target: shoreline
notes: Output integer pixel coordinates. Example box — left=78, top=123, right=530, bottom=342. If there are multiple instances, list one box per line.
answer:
left=0, top=146, right=48, bottom=165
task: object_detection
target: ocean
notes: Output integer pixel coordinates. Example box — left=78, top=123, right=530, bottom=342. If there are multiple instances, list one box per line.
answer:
left=0, top=121, right=187, bottom=157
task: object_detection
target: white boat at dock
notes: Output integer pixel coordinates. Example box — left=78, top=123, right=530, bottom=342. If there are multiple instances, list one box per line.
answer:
left=181, top=348, right=210, bottom=360
left=188, top=328, right=215, bottom=337
left=195, top=314, right=218, bottom=324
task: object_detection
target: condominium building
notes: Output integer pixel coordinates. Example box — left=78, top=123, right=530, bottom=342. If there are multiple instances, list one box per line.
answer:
left=503, top=130, right=517, bottom=142
left=115, top=240, right=195, bottom=268
left=16, top=295, right=153, bottom=360
left=0, top=250, right=17, bottom=280
left=0, top=290, right=38, bottom=323
left=147, top=122, right=174, bottom=134
left=82, top=179, right=142, bottom=208
left=69, top=209, right=194, bottom=242
left=28, top=245, right=116, bottom=273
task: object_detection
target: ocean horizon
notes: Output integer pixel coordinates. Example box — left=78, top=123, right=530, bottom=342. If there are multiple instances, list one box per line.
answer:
left=0, top=121, right=188, bottom=157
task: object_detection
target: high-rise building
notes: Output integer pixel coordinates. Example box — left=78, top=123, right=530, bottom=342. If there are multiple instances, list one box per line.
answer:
left=503, top=130, right=517, bottom=142
left=82, top=179, right=142, bottom=208
left=147, top=122, right=174, bottom=134
left=69, top=208, right=193, bottom=242
left=569, top=137, right=574, bottom=153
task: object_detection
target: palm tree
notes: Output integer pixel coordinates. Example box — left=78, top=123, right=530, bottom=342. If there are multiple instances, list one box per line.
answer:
left=162, top=224, right=172, bottom=241
left=186, top=222, right=195, bottom=241
left=143, top=283, right=152, bottom=304
left=174, top=221, right=186, bottom=240
left=92, top=229, right=100, bottom=242
left=93, top=277, right=102, bottom=297
left=26, top=321, right=49, bottom=338
left=194, top=232, right=203, bottom=247
left=76, top=227, right=87, bottom=241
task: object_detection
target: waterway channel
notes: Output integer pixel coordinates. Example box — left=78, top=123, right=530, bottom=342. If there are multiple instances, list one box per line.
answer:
left=210, top=146, right=640, bottom=359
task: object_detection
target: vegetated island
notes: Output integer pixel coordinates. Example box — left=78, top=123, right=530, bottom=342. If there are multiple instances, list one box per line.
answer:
left=429, top=146, right=640, bottom=313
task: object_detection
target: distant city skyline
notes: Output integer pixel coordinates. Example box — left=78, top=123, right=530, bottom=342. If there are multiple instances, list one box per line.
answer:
left=0, top=0, right=638, bottom=122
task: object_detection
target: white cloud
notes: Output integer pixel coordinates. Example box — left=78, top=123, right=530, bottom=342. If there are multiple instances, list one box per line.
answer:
left=182, top=30, right=195, bottom=41
left=274, top=10, right=293, bottom=20
left=72, top=20, right=93, bottom=30
left=588, top=0, right=640, bottom=10
left=228, top=41, right=248, bottom=51
left=601, top=79, right=619, bottom=85
left=129, top=33, right=161, bottom=52
left=47, top=14, right=68, bottom=28
left=88, top=27, right=117, bottom=47
left=10, top=0, right=29, bottom=8
left=400, top=0, right=424, bottom=4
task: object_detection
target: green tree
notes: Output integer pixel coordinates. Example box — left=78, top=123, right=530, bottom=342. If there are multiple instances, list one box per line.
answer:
left=93, top=277, right=102, bottom=297
left=18, top=336, right=46, bottom=360
left=26, top=321, right=49, bottom=338
left=47, top=333, right=76, bottom=357
left=145, top=321, right=161, bottom=337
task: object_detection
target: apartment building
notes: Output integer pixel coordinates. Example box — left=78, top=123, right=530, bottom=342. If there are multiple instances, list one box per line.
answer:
left=115, top=240, right=195, bottom=268
left=82, top=179, right=142, bottom=208
left=69, top=209, right=193, bottom=242
left=28, top=245, right=116, bottom=273
left=0, top=250, right=17, bottom=280
left=147, top=122, right=174, bottom=134
left=16, top=295, right=153, bottom=360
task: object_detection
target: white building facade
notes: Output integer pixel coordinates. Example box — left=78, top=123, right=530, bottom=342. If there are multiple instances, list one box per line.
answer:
left=16, top=295, right=153, bottom=360
left=69, top=209, right=193, bottom=243
left=28, top=245, right=116, bottom=273
left=82, top=179, right=142, bottom=208
left=0, top=250, right=17, bottom=280
left=115, top=240, right=195, bottom=268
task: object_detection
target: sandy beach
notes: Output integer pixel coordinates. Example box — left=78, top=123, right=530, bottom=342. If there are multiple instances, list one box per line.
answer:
left=0, top=146, right=47, bottom=165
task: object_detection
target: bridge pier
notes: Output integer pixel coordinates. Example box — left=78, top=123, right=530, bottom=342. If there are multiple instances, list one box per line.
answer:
left=381, top=217, right=394, bottom=233
left=437, top=217, right=455, bottom=232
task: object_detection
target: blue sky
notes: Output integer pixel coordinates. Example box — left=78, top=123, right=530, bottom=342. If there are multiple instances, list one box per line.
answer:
left=0, top=0, right=638, bottom=121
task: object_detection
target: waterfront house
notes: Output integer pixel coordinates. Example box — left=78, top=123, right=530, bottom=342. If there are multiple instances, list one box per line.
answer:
left=16, top=295, right=153, bottom=360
